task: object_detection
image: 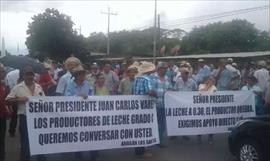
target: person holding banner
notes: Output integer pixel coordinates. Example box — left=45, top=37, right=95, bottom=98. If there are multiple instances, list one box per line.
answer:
left=174, top=67, right=197, bottom=141
left=64, top=65, right=99, bottom=161
left=118, top=64, right=138, bottom=95
left=132, top=61, right=156, bottom=158
left=152, top=62, right=172, bottom=147
left=55, top=56, right=81, bottom=95
left=6, top=66, right=46, bottom=161
left=197, top=75, right=217, bottom=144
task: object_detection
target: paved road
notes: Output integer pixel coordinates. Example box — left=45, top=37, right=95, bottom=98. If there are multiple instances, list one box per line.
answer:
left=6, top=131, right=237, bottom=161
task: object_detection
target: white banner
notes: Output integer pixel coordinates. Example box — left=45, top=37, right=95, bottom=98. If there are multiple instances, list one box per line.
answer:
left=165, top=91, right=256, bottom=136
left=26, top=95, right=159, bottom=155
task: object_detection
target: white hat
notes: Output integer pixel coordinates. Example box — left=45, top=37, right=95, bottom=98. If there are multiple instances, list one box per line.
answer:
left=198, top=59, right=204, bottom=62
left=138, top=61, right=156, bottom=75
left=71, top=65, right=85, bottom=74
left=257, top=60, right=266, bottom=67
left=227, top=58, right=233, bottom=63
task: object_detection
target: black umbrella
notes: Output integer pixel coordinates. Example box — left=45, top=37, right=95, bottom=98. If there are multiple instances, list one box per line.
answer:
left=0, top=55, right=47, bottom=74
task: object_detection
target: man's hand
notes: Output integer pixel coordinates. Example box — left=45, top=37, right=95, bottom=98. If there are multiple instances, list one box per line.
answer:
left=17, top=97, right=29, bottom=103
left=79, top=93, right=88, bottom=99
left=148, top=90, right=157, bottom=97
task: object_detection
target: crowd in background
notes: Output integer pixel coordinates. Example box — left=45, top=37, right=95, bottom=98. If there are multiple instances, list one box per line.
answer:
left=0, top=56, right=270, bottom=161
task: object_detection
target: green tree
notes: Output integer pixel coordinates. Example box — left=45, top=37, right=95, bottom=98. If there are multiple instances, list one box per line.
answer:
left=25, top=8, right=88, bottom=61
left=181, top=19, right=269, bottom=54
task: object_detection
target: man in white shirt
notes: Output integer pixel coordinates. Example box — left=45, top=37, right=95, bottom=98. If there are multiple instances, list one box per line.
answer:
left=6, top=66, right=46, bottom=161
left=254, top=60, right=270, bottom=94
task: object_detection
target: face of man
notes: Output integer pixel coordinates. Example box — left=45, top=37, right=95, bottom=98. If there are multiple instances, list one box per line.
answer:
left=158, top=67, right=167, bottom=77
left=23, top=72, right=35, bottom=83
left=127, top=69, right=137, bottom=80
left=91, top=66, right=98, bottom=74
left=181, top=71, right=189, bottom=81
left=103, top=64, right=111, bottom=73
left=75, top=71, right=86, bottom=83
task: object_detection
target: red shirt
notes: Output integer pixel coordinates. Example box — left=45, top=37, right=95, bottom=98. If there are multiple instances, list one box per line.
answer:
left=0, top=84, right=8, bottom=118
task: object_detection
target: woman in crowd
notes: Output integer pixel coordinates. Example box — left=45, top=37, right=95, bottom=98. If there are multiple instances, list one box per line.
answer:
left=94, top=73, right=109, bottom=96
left=197, top=76, right=217, bottom=144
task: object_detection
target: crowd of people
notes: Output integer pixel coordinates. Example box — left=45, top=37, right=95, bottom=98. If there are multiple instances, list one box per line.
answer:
left=0, top=56, right=270, bottom=161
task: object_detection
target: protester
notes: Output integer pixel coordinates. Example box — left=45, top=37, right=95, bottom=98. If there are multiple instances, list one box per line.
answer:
left=241, top=76, right=264, bottom=115
left=94, top=73, right=109, bottom=96
left=64, top=65, right=100, bottom=161
left=38, top=62, right=57, bottom=96
left=86, top=63, right=100, bottom=87
left=197, top=76, right=217, bottom=144
left=152, top=62, right=172, bottom=147
left=216, top=59, right=234, bottom=91
left=194, top=59, right=211, bottom=85
left=253, top=60, right=269, bottom=95
left=132, top=61, right=157, bottom=158
left=55, top=56, right=81, bottom=95
left=174, top=67, right=197, bottom=141
left=6, top=66, right=46, bottom=161
left=174, top=67, right=197, bottom=91
left=0, top=63, right=10, bottom=161
left=102, top=61, right=120, bottom=95
left=5, top=69, right=19, bottom=137
left=118, top=64, right=138, bottom=95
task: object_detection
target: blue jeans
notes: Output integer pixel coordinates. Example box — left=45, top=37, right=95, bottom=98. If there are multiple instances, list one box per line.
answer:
left=156, top=108, right=166, bottom=145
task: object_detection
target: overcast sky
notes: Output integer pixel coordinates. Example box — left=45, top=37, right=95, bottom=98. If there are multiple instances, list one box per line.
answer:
left=0, top=0, right=269, bottom=55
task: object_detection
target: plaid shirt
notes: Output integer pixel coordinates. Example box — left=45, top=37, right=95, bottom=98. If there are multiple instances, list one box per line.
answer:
left=152, top=74, right=172, bottom=108
left=132, top=75, right=154, bottom=95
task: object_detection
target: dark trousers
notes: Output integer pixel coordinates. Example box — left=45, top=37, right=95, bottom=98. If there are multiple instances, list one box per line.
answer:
left=9, top=105, right=18, bottom=135
left=135, top=147, right=145, bottom=155
left=0, top=118, right=6, bottom=161
left=19, top=115, right=30, bottom=161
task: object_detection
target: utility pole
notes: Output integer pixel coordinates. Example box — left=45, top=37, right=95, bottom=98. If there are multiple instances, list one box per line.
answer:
left=153, top=0, right=157, bottom=64
left=101, top=7, right=117, bottom=55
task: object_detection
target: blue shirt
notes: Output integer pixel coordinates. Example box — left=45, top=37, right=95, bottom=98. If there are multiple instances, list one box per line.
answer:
left=217, top=69, right=233, bottom=91
left=194, top=65, right=211, bottom=84
left=152, top=74, right=172, bottom=108
left=132, top=75, right=154, bottom=95
left=65, top=80, right=93, bottom=96
left=56, top=71, right=72, bottom=95
left=174, top=77, right=197, bottom=91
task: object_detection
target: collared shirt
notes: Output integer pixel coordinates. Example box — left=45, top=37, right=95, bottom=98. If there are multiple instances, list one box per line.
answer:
left=217, top=69, right=233, bottom=91
left=118, top=78, right=134, bottom=95
left=6, top=81, right=45, bottom=115
left=174, top=77, right=197, bottom=91
left=65, top=80, right=93, bottom=96
left=103, top=71, right=119, bottom=93
left=132, top=75, right=154, bottom=95
left=152, top=74, right=172, bottom=108
left=55, top=71, right=72, bottom=95
left=194, top=65, right=211, bottom=84
left=253, top=68, right=270, bottom=92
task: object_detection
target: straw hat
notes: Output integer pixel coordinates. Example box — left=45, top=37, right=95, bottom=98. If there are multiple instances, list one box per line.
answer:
left=64, top=57, right=81, bottom=71
left=179, top=67, right=190, bottom=73
left=137, top=61, right=156, bottom=75
left=71, top=65, right=85, bottom=74
left=127, top=61, right=140, bottom=72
